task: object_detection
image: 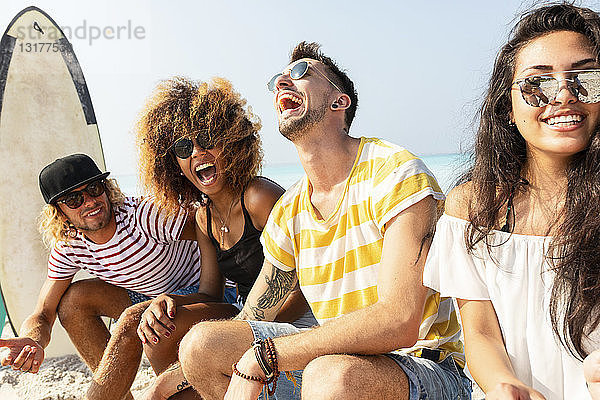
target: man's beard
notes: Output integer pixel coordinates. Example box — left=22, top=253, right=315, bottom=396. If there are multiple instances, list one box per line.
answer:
left=72, top=205, right=112, bottom=233
left=279, top=95, right=328, bottom=141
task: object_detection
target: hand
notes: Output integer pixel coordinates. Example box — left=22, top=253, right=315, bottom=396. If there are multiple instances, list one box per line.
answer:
left=137, top=294, right=177, bottom=345
left=0, top=337, right=45, bottom=373
left=585, top=350, right=600, bottom=400
left=485, top=382, right=546, bottom=400
left=224, top=348, right=265, bottom=400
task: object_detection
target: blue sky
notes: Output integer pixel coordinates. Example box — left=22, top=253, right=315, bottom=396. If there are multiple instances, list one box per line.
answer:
left=1, top=0, right=591, bottom=175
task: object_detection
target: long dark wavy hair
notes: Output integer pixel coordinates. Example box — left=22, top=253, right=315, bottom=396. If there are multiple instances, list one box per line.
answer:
left=461, top=3, right=600, bottom=359
left=136, top=77, right=263, bottom=213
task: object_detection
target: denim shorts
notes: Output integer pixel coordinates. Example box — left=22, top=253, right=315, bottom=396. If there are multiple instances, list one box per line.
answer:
left=385, top=352, right=472, bottom=400
left=247, top=319, right=470, bottom=400
left=126, top=284, right=238, bottom=305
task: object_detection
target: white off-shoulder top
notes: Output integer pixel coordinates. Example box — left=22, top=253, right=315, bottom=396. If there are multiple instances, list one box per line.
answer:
left=423, top=214, right=595, bottom=400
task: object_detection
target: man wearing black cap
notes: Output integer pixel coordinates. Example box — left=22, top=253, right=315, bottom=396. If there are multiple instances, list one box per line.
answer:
left=0, top=154, right=201, bottom=392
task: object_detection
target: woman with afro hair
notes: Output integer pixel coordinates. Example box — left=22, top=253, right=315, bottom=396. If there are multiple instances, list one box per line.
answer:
left=91, top=77, right=312, bottom=400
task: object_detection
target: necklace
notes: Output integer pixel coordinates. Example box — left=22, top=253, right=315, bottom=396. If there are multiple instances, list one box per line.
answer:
left=211, top=197, right=238, bottom=247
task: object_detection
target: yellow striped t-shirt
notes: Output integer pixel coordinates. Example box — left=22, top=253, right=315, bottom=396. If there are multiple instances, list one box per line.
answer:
left=261, top=137, right=464, bottom=365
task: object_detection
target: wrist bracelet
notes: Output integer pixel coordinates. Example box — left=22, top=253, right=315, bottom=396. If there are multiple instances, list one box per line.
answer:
left=231, top=362, right=267, bottom=384
left=264, top=337, right=280, bottom=396
left=264, top=338, right=279, bottom=374
left=249, top=338, right=281, bottom=397
left=252, top=339, right=276, bottom=381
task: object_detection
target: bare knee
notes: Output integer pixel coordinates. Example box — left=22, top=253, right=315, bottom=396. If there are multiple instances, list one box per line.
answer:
left=114, top=302, right=148, bottom=336
left=57, top=279, right=97, bottom=326
left=179, top=321, right=227, bottom=382
left=302, top=355, right=359, bottom=400
left=58, top=279, right=131, bottom=328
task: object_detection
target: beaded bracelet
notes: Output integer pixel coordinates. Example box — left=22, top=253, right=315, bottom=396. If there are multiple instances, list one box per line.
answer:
left=231, top=362, right=268, bottom=384
left=263, top=338, right=280, bottom=397
left=264, top=338, right=279, bottom=375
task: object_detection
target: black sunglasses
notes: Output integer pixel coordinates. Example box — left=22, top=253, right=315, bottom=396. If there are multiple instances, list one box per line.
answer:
left=512, top=69, right=600, bottom=107
left=267, top=60, right=344, bottom=93
left=56, top=180, right=106, bottom=209
left=167, top=132, right=214, bottom=159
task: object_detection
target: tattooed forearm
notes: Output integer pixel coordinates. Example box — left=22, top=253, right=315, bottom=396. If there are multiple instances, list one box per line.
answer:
left=236, top=267, right=296, bottom=321
left=176, top=379, right=189, bottom=391
left=257, top=268, right=296, bottom=309
left=250, top=306, right=265, bottom=320
left=235, top=307, right=264, bottom=320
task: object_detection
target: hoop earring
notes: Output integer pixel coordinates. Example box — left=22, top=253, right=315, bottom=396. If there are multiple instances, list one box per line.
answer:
left=64, top=221, right=78, bottom=238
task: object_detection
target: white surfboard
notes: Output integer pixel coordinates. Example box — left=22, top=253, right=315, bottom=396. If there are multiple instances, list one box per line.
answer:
left=0, top=7, right=105, bottom=357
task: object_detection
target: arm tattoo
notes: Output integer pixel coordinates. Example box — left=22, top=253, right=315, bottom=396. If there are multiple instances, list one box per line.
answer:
left=257, top=267, right=295, bottom=310
left=176, top=379, right=189, bottom=391
left=164, top=361, right=189, bottom=392
left=250, top=306, right=265, bottom=320
left=238, top=268, right=295, bottom=321
left=236, top=268, right=296, bottom=321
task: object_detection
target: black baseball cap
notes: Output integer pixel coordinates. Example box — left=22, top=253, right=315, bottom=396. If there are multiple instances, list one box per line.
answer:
left=39, top=154, right=110, bottom=204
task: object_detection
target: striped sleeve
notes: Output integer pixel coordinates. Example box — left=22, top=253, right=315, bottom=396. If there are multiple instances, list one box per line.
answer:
left=47, top=244, right=80, bottom=280
left=135, top=198, right=188, bottom=244
left=371, top=149, right=444, bottom=233
left=260, top=181, right=302, bottom=272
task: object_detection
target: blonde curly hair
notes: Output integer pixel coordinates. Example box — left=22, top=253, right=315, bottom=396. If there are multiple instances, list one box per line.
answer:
left=136, top=76, right=263, bottom=214
left=38, top=178, right=125, bottom=248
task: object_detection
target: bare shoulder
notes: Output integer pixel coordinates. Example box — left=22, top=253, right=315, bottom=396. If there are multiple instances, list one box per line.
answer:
left=244, top=177, right=285, bottom=230
left=194, top=204, right=209, bottom=236
left=444, top=182, right=473, bottom=220
left=244, top=177, right=285, bottom=213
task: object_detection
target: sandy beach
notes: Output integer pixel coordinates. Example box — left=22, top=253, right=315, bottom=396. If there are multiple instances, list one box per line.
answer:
left=0, top=321, right=156, bottom=400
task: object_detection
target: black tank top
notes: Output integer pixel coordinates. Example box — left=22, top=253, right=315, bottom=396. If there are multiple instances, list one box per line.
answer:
left=206, top=188, right=264, bottom=302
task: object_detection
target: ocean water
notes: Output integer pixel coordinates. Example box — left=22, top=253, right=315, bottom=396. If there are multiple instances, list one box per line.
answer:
left=114, top=153, right=468, bottom=196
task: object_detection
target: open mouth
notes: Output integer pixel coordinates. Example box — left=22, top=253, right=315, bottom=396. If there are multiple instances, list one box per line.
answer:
left=543, top=114, right=585, bottom=127
left=278, top=92, right=303, bottom=113
left=195, top=163, right=217, bottom=185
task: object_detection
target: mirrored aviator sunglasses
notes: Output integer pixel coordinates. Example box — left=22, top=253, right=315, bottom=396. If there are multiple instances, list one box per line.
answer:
left=267, top=61, right=309, bottom=92
left=169, top=132, right=214, bottom=159
left=513, top=69, right=600, bottom=107
left=56, top=180, right=106, bottom=209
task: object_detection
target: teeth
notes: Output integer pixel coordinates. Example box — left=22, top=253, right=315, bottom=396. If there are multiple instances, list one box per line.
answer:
left=279, top=93, right=302, bottom=104
left=195, top=163, right=214, bottom=171
left=546, top=114, right=583, bottom=125
left=88, top=209, right=100, bottom=216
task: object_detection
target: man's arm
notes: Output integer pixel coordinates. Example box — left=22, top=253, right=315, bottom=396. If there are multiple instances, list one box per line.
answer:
left=235, top=260, right=297, bottom=322
left=0, top=277, right=71, bottom=373
left=275, top=196, right=435, bottom=369
left=236, top=196, right=436, bottom=373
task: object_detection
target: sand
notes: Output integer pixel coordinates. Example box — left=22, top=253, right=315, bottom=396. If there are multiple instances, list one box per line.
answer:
left=0, top=320, right=156, bottom=400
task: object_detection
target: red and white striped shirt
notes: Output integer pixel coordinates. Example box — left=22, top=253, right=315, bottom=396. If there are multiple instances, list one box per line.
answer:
left=48, top=197, right=201, bottom=297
